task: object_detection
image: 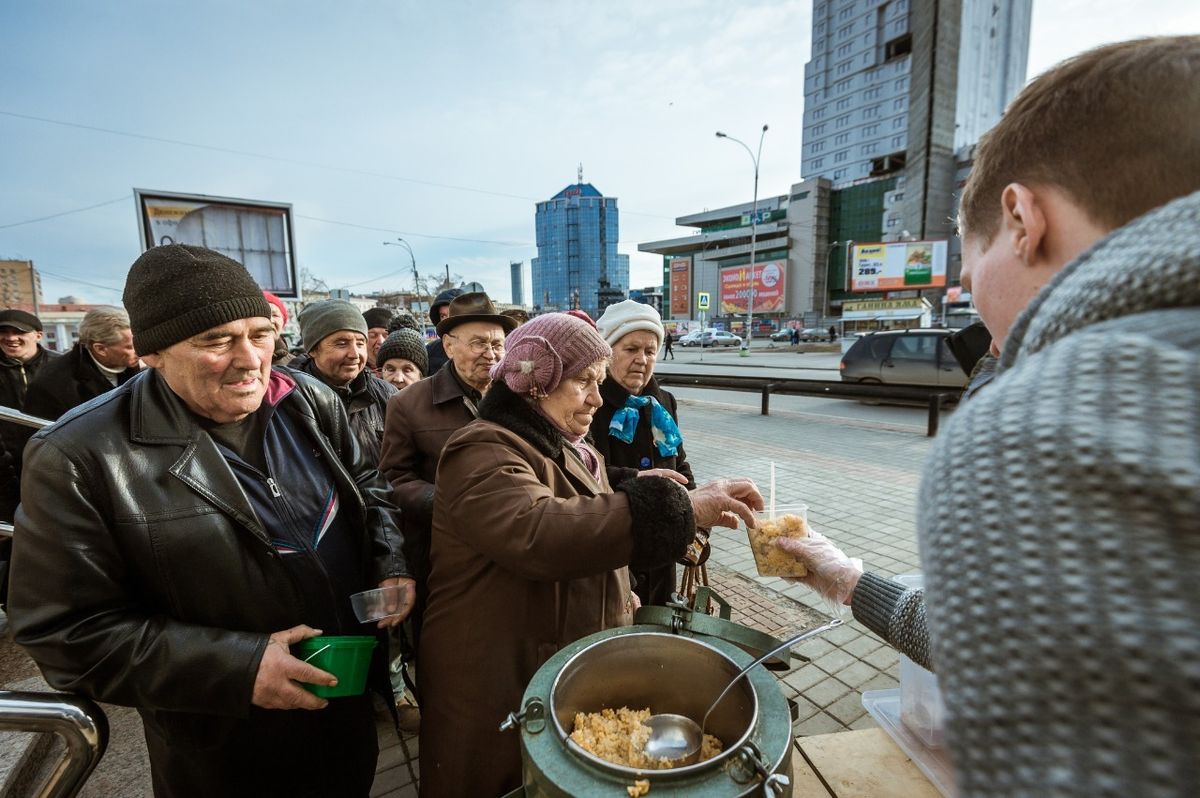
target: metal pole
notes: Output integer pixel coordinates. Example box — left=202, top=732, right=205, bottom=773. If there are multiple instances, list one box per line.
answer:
left=927, top=393, right=944, bottom=437
left=716, top=125, right=768, bottom=356
left=383, top=239, right=423, bottom=324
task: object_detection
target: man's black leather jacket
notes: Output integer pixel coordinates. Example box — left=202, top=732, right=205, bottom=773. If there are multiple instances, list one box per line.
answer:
left=8, top=367, right=409, bottom=719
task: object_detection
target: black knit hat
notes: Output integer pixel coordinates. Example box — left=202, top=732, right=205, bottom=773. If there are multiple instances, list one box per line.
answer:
left=363, top=307, right=393, bottom=330
left=123, top=244, right=272, bottom=356
left=376, top=328, right=429, bottom=377
left=387, top=310, right=423, bottom=335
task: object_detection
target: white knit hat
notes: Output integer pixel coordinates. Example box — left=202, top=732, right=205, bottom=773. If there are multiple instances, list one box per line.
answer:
left=596, top=300, right=664, bottom=348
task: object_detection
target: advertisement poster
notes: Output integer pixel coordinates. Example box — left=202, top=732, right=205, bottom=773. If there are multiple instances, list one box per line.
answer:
left=134, top=189, right=298, bottom=297
left=669, top=257, right=692, bottom=318
left=851, top=240, right=947, bottom=292
left=719, top=260, right=786, bottom=314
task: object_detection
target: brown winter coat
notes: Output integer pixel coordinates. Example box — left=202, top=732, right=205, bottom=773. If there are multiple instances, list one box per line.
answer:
left=417, top=382, right=695, bottom=797
left=378, top=362, right=477, bottom=651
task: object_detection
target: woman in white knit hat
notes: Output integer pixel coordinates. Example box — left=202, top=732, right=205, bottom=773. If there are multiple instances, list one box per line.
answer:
left=593, top=299, right=707, bottom=606
left=417, top=311, right=763, bottom=797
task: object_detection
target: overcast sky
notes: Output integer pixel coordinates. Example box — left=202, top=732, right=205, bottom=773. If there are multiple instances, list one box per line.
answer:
left=1, top=1, right=1195, bottom=307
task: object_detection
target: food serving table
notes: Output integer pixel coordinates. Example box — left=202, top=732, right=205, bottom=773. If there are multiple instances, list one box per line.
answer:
left=791, top=728, right=944, bottom=797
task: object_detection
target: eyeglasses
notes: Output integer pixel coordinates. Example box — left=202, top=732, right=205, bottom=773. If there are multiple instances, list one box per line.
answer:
left=448, top=334, right=505, bottom=356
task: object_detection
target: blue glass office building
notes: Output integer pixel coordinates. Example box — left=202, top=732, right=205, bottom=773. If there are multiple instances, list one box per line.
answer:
left=531, top=183, right=629, bottom=319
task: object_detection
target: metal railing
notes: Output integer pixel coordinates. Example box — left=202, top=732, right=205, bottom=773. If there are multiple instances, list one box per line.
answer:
left=0, top=409, right=105, bottom=797
left=0, top=407, right=51, bottom=431
left=653, top=372, right=955, bottom=437
left=0, top=692, right=108, bottom=798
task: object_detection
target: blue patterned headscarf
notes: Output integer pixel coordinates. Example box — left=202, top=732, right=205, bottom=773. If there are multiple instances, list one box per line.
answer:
left=608, top=394, right=683, bottom=457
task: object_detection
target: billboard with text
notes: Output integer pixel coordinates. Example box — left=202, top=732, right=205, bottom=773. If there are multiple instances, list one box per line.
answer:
left=135, top=189, right=298, bottom=298
left=851, top=240, right=947, bottom=292
left=719, top=260, right=786, bottom=315
left=669, top=256, right=692, bottom=318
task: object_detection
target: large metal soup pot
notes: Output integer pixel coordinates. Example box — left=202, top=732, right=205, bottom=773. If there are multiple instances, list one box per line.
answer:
left=504, top=591, right=798, bottom=796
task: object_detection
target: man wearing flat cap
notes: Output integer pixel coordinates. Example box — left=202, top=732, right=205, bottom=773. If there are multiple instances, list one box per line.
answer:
left=0, top=308, right=58, bottom=413
left=379, top=292, right=516, bottom=725
left=9, top=244, right=415, bottom=798
left=0, top=307, right=59, bottom=531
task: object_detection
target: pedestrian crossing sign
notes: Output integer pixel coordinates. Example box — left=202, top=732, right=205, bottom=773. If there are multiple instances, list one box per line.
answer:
left=697, top=292, right=710, bottom=310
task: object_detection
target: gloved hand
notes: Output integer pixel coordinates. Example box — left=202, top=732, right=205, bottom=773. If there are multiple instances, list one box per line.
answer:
left=774, top=529, right=864, bottom=608
left=688, top=478, right=763, bottom=530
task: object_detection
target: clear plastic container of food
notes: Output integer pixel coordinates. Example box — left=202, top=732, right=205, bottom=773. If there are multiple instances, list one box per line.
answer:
left=745, top=504, right=810, bottom=577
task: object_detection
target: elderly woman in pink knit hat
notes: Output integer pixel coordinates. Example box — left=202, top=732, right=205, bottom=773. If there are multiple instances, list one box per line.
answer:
left=417, top=312, right=763, bottom=798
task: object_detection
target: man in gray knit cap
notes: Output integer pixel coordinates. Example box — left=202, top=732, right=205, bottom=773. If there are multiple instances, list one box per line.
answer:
left=780, top=37, right=1200, bottom=796
left=9, top=244, right=414, bottom=797
left=292, top=299, right=397, bottom=466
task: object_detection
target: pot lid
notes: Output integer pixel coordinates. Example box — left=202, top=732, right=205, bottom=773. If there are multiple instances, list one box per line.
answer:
left=634, top=587, right=805, bottom=670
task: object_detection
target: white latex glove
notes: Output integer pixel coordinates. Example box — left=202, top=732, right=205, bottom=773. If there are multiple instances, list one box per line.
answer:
left=774, top=529, right=864, bottom=609
left=688, top=477, right=764, bottom=529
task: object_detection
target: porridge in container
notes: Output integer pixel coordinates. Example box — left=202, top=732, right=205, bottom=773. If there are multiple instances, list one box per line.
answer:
left=569, top=707, right=723, bottom=769
left=746, top=504, right=810, bottom=577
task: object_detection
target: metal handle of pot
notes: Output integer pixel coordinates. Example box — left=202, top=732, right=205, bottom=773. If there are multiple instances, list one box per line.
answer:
left=500, top=697, right=546, bottom=734
left=702, top=617, right=844, bottom=734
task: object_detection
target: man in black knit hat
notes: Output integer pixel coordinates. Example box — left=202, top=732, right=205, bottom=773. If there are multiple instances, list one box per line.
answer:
left=8, top=244, right=414, bottom=798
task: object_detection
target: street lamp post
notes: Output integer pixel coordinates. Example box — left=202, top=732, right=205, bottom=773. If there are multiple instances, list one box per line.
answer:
left=716, top=124, right=768, bottom=356
left=382, top=238, right=424, bottom=324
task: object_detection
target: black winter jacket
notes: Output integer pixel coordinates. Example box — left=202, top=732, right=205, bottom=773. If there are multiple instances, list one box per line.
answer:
left=591, top=376, right=699, bottom=605
left=22, top=342, right=140, bottom=421
left=288, top=354, right=395, bottom=466
left=9, top=368, right=409, bottom=742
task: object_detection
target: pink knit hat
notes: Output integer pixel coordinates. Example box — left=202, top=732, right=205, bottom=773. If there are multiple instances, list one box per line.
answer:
left=490, top=312, right=612, bottom=396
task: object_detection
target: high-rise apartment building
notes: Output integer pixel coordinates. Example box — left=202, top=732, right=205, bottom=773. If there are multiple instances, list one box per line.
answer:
left=0, top=260, right=44, bottom=310
left=509, top=260, right=524, bottom=306
left=801, top=0, right=1030, bottom=238
left=531, top=182, right=629, bottom=319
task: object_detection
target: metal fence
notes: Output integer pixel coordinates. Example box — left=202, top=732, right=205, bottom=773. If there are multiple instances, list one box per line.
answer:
left=653, top=372, right=956, bottom=437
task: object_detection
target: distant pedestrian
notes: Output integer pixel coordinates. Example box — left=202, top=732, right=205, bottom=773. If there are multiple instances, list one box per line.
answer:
left=662, top=331, right=674, bottom=359
left=829, top=324, right=838, bottom=342
left=790, top=326, right=800, bottom=346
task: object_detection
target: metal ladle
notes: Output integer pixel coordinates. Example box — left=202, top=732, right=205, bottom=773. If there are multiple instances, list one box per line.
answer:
left=640, top=617, right=845, bottom=767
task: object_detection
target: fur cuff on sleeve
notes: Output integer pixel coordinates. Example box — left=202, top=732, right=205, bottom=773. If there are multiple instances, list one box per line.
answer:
left=615, top=476, right=695, bottom=570
left=606, top=465, right=640, bottom=485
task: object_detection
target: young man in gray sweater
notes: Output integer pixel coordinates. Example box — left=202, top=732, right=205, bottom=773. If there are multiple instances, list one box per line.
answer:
left=781, top=36, right=1200, bottom=796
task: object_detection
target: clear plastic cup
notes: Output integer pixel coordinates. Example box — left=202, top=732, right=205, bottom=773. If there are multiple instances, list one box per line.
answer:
left=350, top=584, right=408, bottom=623
left=745, top=503, right=810, bottom=577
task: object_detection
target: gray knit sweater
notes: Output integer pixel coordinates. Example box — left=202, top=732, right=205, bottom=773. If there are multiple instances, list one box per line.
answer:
left=910, top=191, right=1200, bottom=796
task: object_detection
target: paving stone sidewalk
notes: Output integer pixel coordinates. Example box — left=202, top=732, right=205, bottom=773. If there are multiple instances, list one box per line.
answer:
left=370, top=391, right=938, bottom=796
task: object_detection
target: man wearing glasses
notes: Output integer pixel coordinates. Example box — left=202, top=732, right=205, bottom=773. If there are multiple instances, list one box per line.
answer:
left=379, top=293, right=516, bottom=729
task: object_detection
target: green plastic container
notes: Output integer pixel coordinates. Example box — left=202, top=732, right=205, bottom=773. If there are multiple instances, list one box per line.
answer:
left=294, top=636, right=377, bottom=698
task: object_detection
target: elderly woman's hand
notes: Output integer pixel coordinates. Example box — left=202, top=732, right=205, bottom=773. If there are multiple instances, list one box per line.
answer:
left=637, top=468, right=688, bottom=485
left=689, top=478, right=763, bottom=529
